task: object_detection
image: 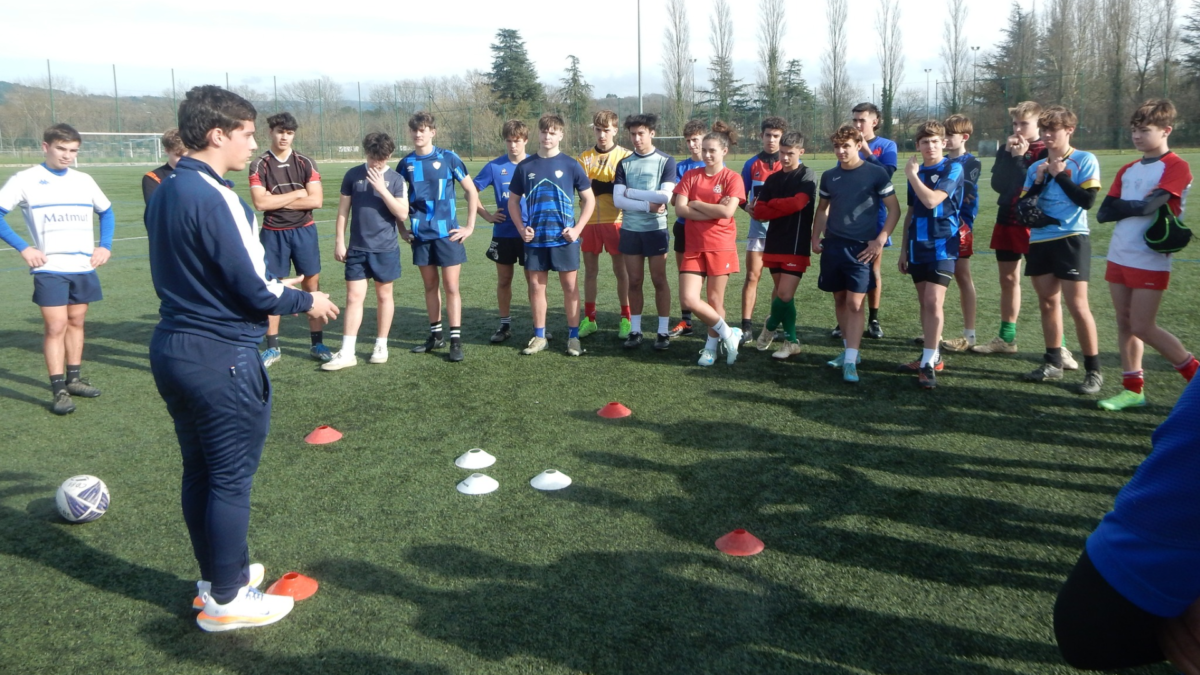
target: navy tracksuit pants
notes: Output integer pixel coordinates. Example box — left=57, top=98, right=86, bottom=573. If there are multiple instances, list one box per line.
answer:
left=150, top=329, right=271, bottom=604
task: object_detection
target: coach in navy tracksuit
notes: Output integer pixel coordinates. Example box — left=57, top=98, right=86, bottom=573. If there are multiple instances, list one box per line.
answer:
left=145, top=86, right=337, bottom=629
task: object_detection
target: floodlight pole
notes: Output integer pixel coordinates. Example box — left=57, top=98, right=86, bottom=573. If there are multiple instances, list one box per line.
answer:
left=274, top=76, right=278, bottom=113
left=171, top=69, right=177, bottom=126
left=924, top=69, right=932, bottom=117
left=47, top=59, right=55, bottom=123
left=113, top=64, right=121, bottom=133
left=637, top=0, right=643, bottom=114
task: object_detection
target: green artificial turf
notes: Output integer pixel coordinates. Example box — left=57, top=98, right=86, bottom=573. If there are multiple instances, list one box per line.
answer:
left=0, top=153, right=1192, bottom=674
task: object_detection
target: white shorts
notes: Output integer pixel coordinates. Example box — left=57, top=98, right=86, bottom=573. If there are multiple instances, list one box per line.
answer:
left=746, top=238, right=766, bottom=253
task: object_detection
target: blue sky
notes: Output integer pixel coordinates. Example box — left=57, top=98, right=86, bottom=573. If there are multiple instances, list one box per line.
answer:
left=0, top=0, right=1015, bottom=100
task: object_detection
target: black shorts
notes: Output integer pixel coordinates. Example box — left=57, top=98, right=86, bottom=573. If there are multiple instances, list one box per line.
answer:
left=672, top=221, right=686, bottom=253
left=908, top=259, right=956, bottom=287
left=1025, top=235, right=1090, bottom=281
left=618, top=229, right=670, bottom=257
left=486, top=237, right=524, bottom=266
left=995, top=249, right=1025, bottom=263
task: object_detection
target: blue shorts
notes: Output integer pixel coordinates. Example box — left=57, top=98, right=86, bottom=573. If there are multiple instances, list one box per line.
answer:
left=345, top=248, right=401, bottom=283
left=748, top=219, right=769, bottom=240
left=525, top=241, right=581, bottom=272
left=908, top=259, right=956, bottom=286
left=817, top=237, right=875, bottom=295
left=260, top=225, right=321, bottom=278
left=412, top=237, right=467, bottom=268
left=618, top=229, right=669, bottom=257
left=33, top=271, right=102, bottom=307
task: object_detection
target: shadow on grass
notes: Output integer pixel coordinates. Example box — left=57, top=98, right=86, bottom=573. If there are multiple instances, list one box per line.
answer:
left=0, top=472, right=189, bottom=612
left=138, top=616, right=450, bottom=675
left=315, top=548, right=1062, bottom=674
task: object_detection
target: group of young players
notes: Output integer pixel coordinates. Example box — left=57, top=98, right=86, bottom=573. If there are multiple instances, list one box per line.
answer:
left=2, top=97, right=1198, bottom=412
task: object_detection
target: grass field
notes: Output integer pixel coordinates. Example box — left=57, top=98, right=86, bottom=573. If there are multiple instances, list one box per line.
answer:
left=1, top=151, right=1194, bottom=674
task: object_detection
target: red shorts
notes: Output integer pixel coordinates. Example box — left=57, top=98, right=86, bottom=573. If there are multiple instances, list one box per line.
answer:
left=1105, top=260, right=1170, bottom=291
left=762, top=253, right=811, bottom=273
left=958, top=227, right=974, bottom=258
left=989, top=223, right=1031, bottom=255
left=581, top=221, right=621, bottom=254
left=680, top=250, right=740, bottom=276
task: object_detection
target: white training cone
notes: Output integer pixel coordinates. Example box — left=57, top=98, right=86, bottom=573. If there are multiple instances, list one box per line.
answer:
left=530, top=469, right=572, bottom=491
left=457, top=473, right=499, bottom=495
left=455, top=448, right=496, bottom=470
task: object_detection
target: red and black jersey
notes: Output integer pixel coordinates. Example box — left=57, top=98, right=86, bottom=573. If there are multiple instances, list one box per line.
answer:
left=991, top=140, right=1047, bottom=227
left=248, top=150, right=321, bottom=230
left=142, top=163, right=174, bottom=205
left=754, top=164, right=817, bottom=257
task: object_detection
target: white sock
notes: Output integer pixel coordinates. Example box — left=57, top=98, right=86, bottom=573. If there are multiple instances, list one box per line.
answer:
left=713, top=319, right=732, bottom=340
left=658, top=316, right=669, bottom=335
left=842, top=339, right=848, bottom=349
left=964, top=328, right=976, bottom=343
left=845, top=347, right=859, bottom=364
left=921, top=348, right=937, bottom=366
left=705, top=336, right=719, bottom=351
left=341, top=335, right=357, bottom=353
left=631, top=315, right=642, bottom=334
left=375, top=337, right=387, bottom=349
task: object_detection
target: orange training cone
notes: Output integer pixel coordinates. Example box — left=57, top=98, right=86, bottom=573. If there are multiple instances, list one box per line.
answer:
left=305, top=425, right=342, bottom=444
left=716, top=529, right=764, bottom=556
left=598, top=402, right=632, bottom=419
left=266, top=572, right=319, bottom=601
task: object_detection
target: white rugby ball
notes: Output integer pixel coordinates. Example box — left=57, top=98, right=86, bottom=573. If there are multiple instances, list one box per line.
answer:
left=55, top=475, right=110, bottom=523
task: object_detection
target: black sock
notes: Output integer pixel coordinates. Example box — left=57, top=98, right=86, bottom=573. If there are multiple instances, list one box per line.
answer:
left=741, top=319, right=753, bottom=332
left=430, top=322, right=443, bottom=339
left=500, top=317, right=511, bottom=328
left=66, top=365, right=81, bottom=382
left=50, top=374, right=66, bottom=395
left=682, top=310, right=692, bottom=323
left=1046, top=347, right=1064, bottom=368
left=267, top=334, right=280, bottom=350
left=450, top=327, right=461, bottom=345
left=1084, top=354, right=1102, bottom=372
left=869, top=307, right=879, bottom=322
left=310, top=331, right=323, bottom=346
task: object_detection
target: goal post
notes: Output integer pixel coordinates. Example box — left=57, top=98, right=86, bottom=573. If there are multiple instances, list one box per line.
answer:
left=75, top=132, right=164, bottom=166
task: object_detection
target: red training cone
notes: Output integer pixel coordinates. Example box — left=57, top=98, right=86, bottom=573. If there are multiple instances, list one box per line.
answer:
left=715, top=529, right=765, bottom=556
left=598, top=402, right=632, bottom=419
left=266, top=572, right=319, bottom=601
left=305, top=425, right=342, bottom=444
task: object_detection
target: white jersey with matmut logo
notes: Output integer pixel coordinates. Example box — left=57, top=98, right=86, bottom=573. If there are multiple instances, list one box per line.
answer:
left=0, top=164, right=111, bottom=273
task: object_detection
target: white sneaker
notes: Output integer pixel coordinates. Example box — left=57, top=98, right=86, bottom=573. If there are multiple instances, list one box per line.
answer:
left=771, top=341, right=802, bottom=360
left=697, top=348, right=717, bottom=367
left=320, top=350, right=358, bottom=371
left=721, top=327, right=742, bottom=365
left=194, top=563, right=265, bottom=610
left=1062, top=347, right=1079, bottom=371
left=196, top=584, right=293, bottom=632
left=755, top=325, right=776, bottom=351
left=369, top=344, right=388, bottom=364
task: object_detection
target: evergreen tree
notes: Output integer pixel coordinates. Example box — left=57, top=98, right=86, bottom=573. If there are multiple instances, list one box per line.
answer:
left=560, top=56, right=593, bottom=128
left=488, top=29, right=542, bottom=112
left=979, top=3, right=1039, bottom=125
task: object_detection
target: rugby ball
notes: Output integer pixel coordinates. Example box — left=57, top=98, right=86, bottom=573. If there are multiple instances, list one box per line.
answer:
left=55, top=475, right=110, bottom=523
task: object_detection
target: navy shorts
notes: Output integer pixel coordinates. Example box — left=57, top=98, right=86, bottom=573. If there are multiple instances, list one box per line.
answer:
left=33, top=271, right=102, bottom=307
left=525, top=241, right=581, bottom=272
left=412, top=237, right=467, bottom=268
left=486, top=237, right=524, bottom=266
left=260, top=225, right=321, bottom=278
left=618, top=229, right=670, bottom=257
left=345, top=248, right=401, bottom=283
left=908, top=259, right=956, bottom=286
left=817, top=237, right=875, bottom=294
left=672, top=221, right=687, bottom=253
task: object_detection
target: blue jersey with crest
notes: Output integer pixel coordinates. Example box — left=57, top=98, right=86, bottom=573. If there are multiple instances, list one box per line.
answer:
left=905, top=158, right=964, bottom=263
left=396, top=146, right=469, bottom=241
left=473, top=154, right=527, bottom=238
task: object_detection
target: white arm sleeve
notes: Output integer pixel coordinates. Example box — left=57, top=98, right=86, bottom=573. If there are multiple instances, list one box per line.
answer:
left=613, top=184, right=651, bottom=213
left=624, top=182, right=676, bottom=205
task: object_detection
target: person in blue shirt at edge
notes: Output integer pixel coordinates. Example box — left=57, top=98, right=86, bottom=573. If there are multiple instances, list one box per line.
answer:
left=0, top=123, right=115, bottom=415
left=1054, top=378, right=1200, bottom=674
left=668, top=119, right=708, bottom=338
left=938, top=114, right=983, bottom=354
left=144, top=85, right=338, bottom=632
left=475, top=119, right=530, bottom=344
left=896, top=120, right=964, bottom=390
left=827, top=102, right=898, bottom=342
left=737, top=116, right=786, bottom=345
left=397, top=111, right=481, bottom=363
left=1019, top=105, right=1104, bottom=395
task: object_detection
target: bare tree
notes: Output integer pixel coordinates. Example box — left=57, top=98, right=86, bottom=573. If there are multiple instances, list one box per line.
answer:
left=1104, top=0, right=1135, bottom=145
left=820, top=0, right=852, bottom=131
left=706, top=0, right=743, bottom=121
left=662, top=0, right=693, bottom=135
left=875, top=0, right=904, bottom=138
left=1161, top=0, right=1180, bottom=95
left=757, top=0, right=787, bottom=115
left=893, top=88, right=926, bottom=139
left=1132, top=0, right=1166, bottom=103
left=939, top=0, right=970, bottom=114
